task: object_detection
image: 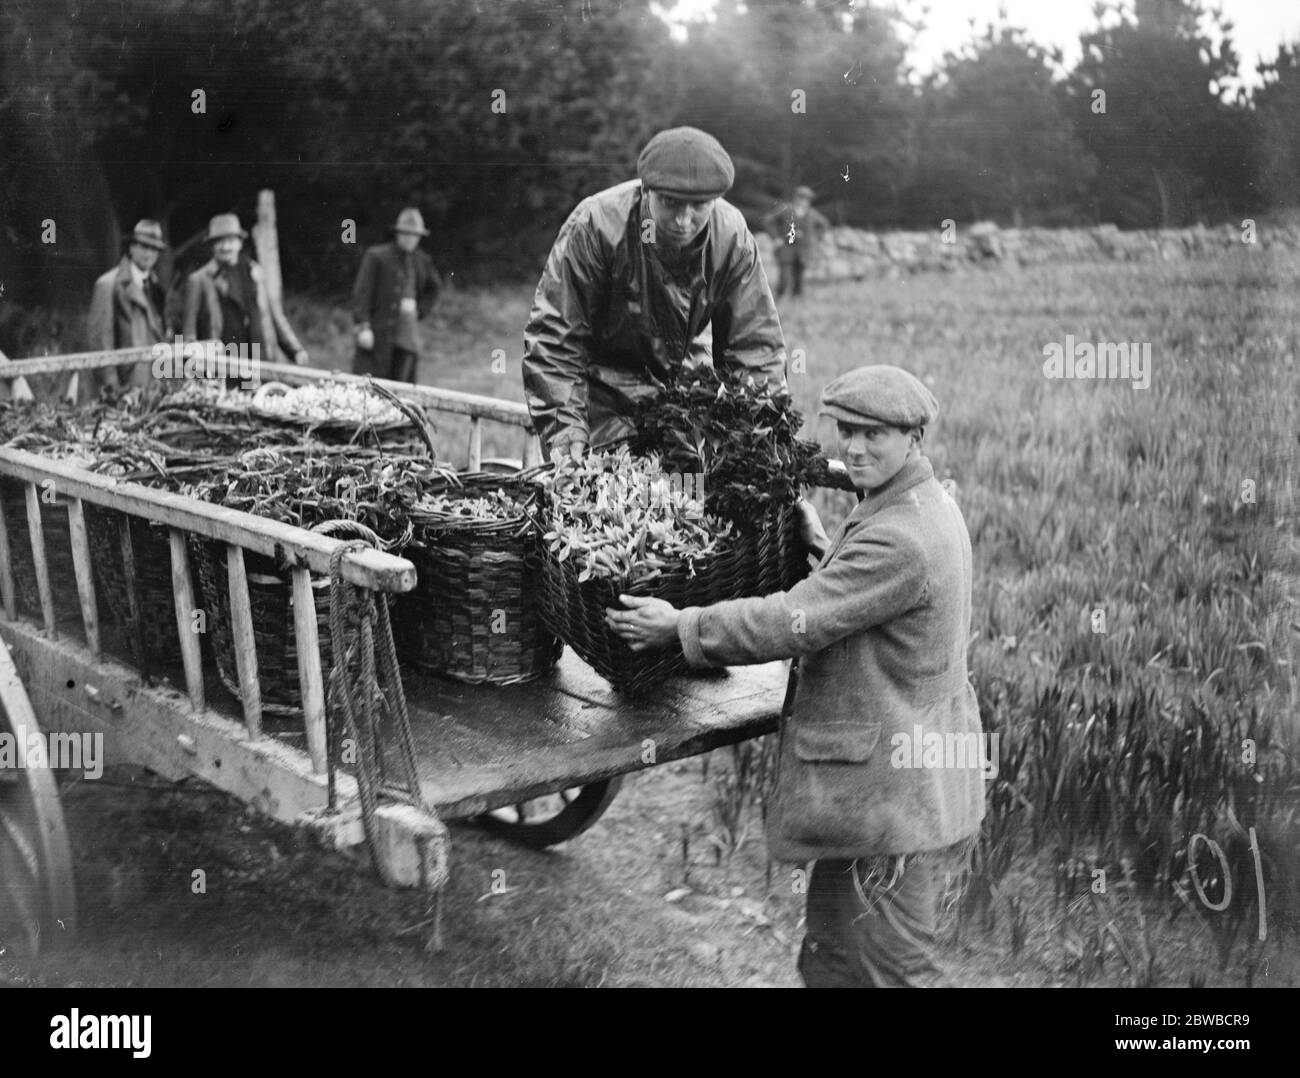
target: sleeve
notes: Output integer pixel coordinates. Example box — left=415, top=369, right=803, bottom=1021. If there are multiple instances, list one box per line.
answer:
left=522, top=205, right=604, bottom=451
left=181, top=274, right=201, bottom=340
left=86, top=277, right=115, bottom=352
left=351, top=249, right=379, bottom=326
left=711, top=224, right=788, bottom=390
left=677, top=524, right=928, bottom=668
left=419, top=253, right=441, bottom=315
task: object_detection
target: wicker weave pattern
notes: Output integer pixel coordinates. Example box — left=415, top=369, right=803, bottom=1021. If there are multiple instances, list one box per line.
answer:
left=84, top=506, right=181, bottom=667
left=393, top=472, right=562, bottom=685
left=0, top=479, right=85, bottom=624
left=190, top=537, right=349, bottom=718
left=536, top=499, right=807, bottom=694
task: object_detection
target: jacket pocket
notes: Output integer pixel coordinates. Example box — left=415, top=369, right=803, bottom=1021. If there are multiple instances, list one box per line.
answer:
left=793, top=721, right=882, bottom=763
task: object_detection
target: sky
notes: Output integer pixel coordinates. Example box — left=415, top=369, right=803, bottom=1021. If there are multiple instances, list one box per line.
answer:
left=656, top=0, right=1300, bottom=89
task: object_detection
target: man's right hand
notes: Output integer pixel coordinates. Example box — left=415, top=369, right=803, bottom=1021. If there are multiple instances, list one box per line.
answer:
left=550, top=438, right=587, bottom=464
left=356, top=325, right=375, bottom=351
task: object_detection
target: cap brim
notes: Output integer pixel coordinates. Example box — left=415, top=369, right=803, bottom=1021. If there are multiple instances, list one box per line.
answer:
left=818, top=403, right=897, bottom=428
left=646, top=186, right=727, bottom=201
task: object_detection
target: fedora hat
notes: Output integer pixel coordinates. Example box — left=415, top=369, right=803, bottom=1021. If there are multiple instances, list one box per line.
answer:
left=123, top=219, right=168, bottom=251
left=794, top=185, right=816, bottom=200
left=206, top=213, right=248, bottom=243
left=391, top=207, right=430, bottom=236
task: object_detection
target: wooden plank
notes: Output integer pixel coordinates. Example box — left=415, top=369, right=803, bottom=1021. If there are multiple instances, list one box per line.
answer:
left=291, top=566, right=328, bottom=773
left=0, top=341, right=201, bottom=380
left=1, top=618, right=448, bottom=889
left=170, top=529, right=205, bottom=712
left=65, top=498, right=101, bottom=660
left=225, top=544, right=263, bottom=738
left=406, top=655, right=788, bottom=818
left=24, top=483, right=56, bottom=636
left=0, top=449, right=415, bottom=594
left=0, top=489, right=15, bottom=620
left=468, top=417, right=482, bottom=472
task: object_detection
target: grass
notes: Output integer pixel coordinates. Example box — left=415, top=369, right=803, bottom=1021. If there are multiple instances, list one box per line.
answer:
left=287, top=245, right=1300, bottom=983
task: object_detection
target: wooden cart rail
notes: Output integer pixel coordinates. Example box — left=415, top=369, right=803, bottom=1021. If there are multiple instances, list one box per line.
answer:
left=0, top=344, right=544, bottom=472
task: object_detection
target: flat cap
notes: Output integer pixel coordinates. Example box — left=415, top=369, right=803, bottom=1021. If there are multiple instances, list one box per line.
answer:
left=794, top=185, right=816, bottom=200
left=637, top=127, right=734, bottom=199
left=819, top=365, right=939, bottom=429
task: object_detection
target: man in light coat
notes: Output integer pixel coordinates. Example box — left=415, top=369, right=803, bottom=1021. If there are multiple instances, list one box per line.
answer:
left=607, top=365, right=986, bottom=988
left=351, top=207, right=441, bottom=384
left=763, top=185, right=830, bottom=299
left=84, top=219, right=170, bottom=398
left=523, top=126, right=787, bottom=461
left=182, top=213, right=308, bottom=377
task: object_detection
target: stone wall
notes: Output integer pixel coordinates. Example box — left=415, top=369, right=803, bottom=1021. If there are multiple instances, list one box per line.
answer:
left=755, top=219, right=1297, bottom=283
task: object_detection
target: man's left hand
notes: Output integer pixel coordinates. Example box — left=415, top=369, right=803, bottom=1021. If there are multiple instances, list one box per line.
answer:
left=293, top=349, right=309, bottom=365
left=605, top=594, right=681, bottom=652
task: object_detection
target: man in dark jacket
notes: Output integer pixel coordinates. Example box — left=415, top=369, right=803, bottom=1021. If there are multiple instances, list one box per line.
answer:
left=523, top=127, right=788, bottom=460
left=84, top=219, right=170, bottom=398
left=764, top=185, right=829, bottom=299
left=607, top=366, right=986, bottom=988
left=351, top=208, right=441, bottom=384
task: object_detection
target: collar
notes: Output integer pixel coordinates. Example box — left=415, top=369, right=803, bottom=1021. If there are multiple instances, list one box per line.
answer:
left=846, top=455, right=933, bottom=522
left=127, top=259, right=150, bottom=289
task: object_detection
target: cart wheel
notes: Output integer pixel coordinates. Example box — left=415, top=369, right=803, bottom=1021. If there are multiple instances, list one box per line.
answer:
left=0, top=638, right=76, bottom=958
left=473, top=778, right=623, bottom=850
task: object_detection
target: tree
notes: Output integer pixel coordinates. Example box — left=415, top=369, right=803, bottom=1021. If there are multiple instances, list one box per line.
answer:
left=1252, top=43, right=1300, bottom=209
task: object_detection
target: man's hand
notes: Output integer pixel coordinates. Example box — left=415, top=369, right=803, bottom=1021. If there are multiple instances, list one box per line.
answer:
left=797, top=497, right=830, bottom=558
left=356, top=325, right=375, bottom=351
left=605, top=594, right=681, bottom=652
left=293, top=349, right=309, bottom=366
left=550, top=437, right=587, bottom=464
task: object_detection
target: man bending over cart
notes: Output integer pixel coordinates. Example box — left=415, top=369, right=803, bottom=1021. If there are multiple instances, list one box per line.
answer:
left=522, top=126, right=788, bottom=461
left=607, top=365, right=987, bottom=988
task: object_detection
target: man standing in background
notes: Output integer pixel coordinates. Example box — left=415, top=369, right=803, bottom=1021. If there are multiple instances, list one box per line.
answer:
left=765, top=185, right=829, bottom=300
left=84, top=219, right=170, bottom=398
left=351, top=208, right=442, bottom=384
left=182, top=213, right=309, bottom=374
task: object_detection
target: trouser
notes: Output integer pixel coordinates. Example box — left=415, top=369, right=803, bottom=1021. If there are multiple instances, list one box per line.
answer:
left=798, top=853, right=952, bottom=988
left=777, top=255, right=805, bottom=297
left=355, top=346, right=420, bottom=384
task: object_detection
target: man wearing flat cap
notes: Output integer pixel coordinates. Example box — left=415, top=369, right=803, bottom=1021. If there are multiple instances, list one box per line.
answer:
left=608, top=364, right=985, bottom=988
left=84, top=219, right=171, bottom=399
left=182, top=213, right=309, bottom=375
left=523, top=126, right=788, bottom=459
left=764, top=185, right=829, bottom=300
left=351, top=208, right=442, bottom=384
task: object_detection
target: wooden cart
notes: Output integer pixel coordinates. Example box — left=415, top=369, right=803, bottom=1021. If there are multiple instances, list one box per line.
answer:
left=0, top=344, right=790, bottom=955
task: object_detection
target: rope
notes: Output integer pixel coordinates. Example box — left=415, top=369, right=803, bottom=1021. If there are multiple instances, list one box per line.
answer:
left=325, top=536, right=429, bottom=887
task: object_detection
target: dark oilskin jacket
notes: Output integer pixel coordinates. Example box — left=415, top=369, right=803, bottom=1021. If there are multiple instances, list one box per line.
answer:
left=523, top=179, right=788, bottom=452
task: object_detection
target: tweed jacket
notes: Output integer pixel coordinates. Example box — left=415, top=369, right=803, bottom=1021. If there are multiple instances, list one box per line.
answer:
left=85, top=255, right=167, bottom=390
left=677, top=456, right=986, bottom=860
left=522, top=179, right=787, bottom=453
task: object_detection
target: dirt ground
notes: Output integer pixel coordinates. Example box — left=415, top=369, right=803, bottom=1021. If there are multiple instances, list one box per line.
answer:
left=2, top=752, right=1295, bottom=988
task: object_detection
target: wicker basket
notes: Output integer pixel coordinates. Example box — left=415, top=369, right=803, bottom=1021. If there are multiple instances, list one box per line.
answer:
left=0, top=478, right=85, bottom=625
left=84, top=505, right=182, bottom=669
left=536, top=498, right=807, bottom=695
left=190, top=520, right=379, bottom=718
left=394, top=472, right=562, bottom=685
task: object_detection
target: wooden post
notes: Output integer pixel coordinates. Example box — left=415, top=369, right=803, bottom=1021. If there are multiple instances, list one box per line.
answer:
left=66, top=499, right=101, bottom=660
left=25, top=483, right=56, bottom=637
left=291, top=567, right=328, bottom=773
left=169, top=530, right=205, bottom=713
left=253, top=189, right=284, bottom=363
left=522, top=431, right=542, bottom=469
left=225, top=544, right=263, bottom=739
left=468, top=417, right=483, bottom=472
left=0, top=492, right=14, bottom=620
